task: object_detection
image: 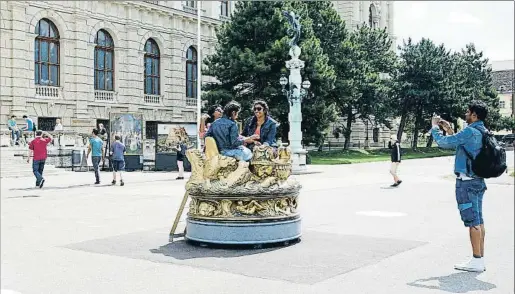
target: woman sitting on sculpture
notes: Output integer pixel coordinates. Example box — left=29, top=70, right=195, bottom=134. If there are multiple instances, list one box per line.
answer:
left=241, top=100, right=278, bottom=150
left=205, top=101, right=258, bottom=162
left=199, top=104, right=223, bottom=139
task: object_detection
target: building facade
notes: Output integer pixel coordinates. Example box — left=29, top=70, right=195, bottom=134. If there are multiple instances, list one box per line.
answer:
left=0, top=1, right=394, bottom=145
left=0, top=1, right=232, bottom=137
left=332, top=1, right=395, bottom=47
left=491, top=60, right=514, bottom=119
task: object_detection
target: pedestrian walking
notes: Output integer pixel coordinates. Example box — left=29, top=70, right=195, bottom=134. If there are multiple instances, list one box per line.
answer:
left=176, top=141, right=187, bottom=180
left=388, top=134, right=402, bottom=187
left=110, top=135, right=126, bottom=186
left=87, top=129, right=104, bottom=184
left=431, top=100, right=507, bottom=272
left=27, top=130, right=53, bottom=188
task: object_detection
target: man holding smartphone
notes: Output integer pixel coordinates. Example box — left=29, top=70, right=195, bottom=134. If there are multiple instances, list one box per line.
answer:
left=431, top=101, right=488, bottom=272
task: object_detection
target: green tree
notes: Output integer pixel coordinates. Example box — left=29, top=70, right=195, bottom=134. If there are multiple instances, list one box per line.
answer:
left=394, top=40, right=501, bottom=148
left=394, top=38, right=453, bottom=149
left=202, top=1, right=336, bottom=145
left=494, top=116, right=515, bottom=132
left=453, top=44, right=501, bottom=130
left=332, top=25, right=397, bottom=149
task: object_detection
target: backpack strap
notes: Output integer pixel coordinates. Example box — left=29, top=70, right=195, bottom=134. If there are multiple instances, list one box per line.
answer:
left=460, top=125, right=483, bottom=175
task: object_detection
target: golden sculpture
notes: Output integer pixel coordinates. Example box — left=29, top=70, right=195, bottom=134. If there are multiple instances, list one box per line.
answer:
left=185, top=138, right=300, bottom=195
left=184, top=137, right=300, bottom=221
left=188, top=196, right=299, bottom=220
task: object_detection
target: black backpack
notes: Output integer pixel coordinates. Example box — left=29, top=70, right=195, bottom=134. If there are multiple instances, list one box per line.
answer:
left=462, top=125, right=507, bottom=178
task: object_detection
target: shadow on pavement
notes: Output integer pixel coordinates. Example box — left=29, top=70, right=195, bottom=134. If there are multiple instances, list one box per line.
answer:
left=407, top=272, right=496, bottom=293
left=149, top=239, right=292, bottom=260
left=10, top=183, right=97, bottom=191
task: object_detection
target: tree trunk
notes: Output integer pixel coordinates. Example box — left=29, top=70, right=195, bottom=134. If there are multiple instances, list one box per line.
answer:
left=412, top=107, right=423, bottom=150
left=426, top=135, right=433, bottom=147
left=396, top=102, right=409, bottom=141
left=412, top=128, right=419, bottom=150
left=343, top=106, right=353, bottom=150
left=426, top=114, right=437, bottom=147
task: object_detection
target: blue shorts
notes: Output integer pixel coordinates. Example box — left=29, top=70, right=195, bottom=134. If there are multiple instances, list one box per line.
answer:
left=112, top=160, right=125, bottom=172
left=455, top=178, right=486, bottom=227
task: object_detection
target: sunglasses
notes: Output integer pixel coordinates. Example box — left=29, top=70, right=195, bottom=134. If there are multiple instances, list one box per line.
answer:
left=254, top=107, right=263, bottom=112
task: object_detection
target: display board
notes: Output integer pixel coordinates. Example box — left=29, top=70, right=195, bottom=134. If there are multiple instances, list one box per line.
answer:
left=109, top=113, right=143, bottom=155
left=156, top=123, right=197, bottom=153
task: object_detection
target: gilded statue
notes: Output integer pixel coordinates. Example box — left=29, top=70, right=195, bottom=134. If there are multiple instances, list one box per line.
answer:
left=184, top=137, right=300, bottom=221
left=188, top=196, right=299, bottom=220
left=185, top=137, right=300, bottom=195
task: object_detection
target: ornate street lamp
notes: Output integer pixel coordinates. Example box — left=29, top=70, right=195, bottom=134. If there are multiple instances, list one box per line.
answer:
left=280, top=75, right=311, bottom=106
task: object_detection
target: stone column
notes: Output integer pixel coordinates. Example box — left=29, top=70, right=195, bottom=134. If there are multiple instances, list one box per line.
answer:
left=387, top=1, right=396, bottom=52
left=285, top=48, right=308, bottom=174
left=73, top=15, right=92, bottom=120
left=123, top=25, right=142, bottom=106
left=9, top=2, right=30, bottom=117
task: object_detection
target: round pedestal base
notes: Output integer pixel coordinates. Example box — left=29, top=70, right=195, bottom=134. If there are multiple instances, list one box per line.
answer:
left=185, top=217, right=302, bottom=245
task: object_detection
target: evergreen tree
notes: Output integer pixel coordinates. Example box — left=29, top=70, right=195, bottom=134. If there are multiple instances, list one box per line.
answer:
left=393, top=38, right=453, bottom=148
left=202, top=1, right=336, bottom=145
left=454, top=44, right=501, bottom=129
left=332, top=25, right=397, bottom=149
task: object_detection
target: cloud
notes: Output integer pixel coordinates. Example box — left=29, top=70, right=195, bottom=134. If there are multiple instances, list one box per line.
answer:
left=447, top=11, right=482, bottom=25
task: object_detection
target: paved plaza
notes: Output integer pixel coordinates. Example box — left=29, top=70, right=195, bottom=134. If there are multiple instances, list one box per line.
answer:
left=1, top=150, right=514, bottom=294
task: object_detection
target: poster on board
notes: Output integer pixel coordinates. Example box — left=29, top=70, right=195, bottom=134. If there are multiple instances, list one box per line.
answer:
left=156, top=123, right=197, bottom=153
left=109, top=113, right=143, bottom=155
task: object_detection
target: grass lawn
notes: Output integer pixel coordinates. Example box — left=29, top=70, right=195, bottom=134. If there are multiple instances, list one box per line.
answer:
left=309, top=147, right=455, bottom=165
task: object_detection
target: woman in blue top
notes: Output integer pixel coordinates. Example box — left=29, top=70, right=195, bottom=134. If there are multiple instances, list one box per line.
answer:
left=241, top=100, right=278, bottom=150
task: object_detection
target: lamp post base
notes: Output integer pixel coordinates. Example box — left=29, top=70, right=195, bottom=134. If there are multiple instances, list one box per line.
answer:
left=291, top=149, right=308, bottom=175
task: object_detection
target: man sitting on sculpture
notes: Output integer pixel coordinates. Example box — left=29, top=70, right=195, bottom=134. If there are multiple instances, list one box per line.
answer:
left=242, top=100, right=278, bottom=151
left=205, top=101, right=257, bottom=162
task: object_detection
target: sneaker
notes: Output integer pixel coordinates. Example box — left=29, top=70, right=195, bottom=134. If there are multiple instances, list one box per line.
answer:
left=120, top=180, right=124, bottom=186
left=454, top=257, right=485, bottom=272
left=176, top=177, right=184, bottom=180
left=391, top=182, right=399, bottom=187
left=94, top=181, right=100, bottom=185
left=111, top=180, right=116, bottom=185
left=397, top=180, right=403, bottom=186
left=39, top=179, right=45, bottom=189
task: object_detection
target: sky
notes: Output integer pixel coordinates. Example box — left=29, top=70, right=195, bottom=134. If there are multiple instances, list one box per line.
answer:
left=394, top=1, right=514, bottom=62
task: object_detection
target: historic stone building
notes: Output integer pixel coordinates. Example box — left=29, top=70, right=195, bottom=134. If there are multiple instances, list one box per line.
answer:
left=0, top=1, right=394, bottom=145
left=491, top=60, right=514, bottom=119
left=332, top=1, right=395, bottom=47
left=0, top=1, right=231, bottom=138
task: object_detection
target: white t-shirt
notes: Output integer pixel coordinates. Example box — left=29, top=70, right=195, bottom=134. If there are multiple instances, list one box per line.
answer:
left=54, top=124, right=63, bottom=131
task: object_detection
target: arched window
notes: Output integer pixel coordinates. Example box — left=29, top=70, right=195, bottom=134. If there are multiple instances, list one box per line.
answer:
left=34, top=18, right=60, bottom=86
left=144, top=39, right=160, bottom=95
left=368, top=4, right=378, bottom=29
left=220, top=1, right=229, bottom=17
left=186, top=46, right=197, bottom=98
left=94, top=30, right=115, bottom=91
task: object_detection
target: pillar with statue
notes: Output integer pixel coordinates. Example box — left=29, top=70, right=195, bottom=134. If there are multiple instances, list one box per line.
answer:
left=280, top=11, right=311, bottom=174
